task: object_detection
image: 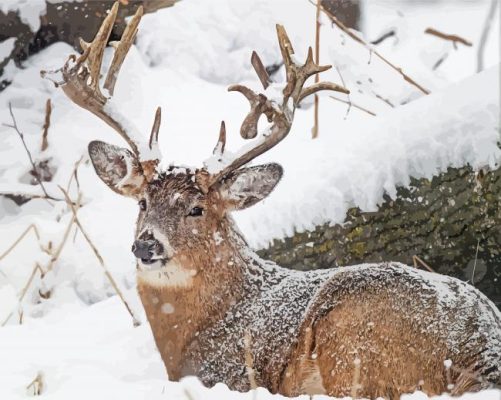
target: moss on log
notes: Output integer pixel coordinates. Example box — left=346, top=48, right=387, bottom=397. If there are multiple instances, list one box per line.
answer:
left=258, top=166, right=501, bottom=307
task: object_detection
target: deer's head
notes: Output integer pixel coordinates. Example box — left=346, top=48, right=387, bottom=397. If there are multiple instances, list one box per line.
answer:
left=88, top=139, right=282, bottom=284
left=48, top=2, right=348, bottom=286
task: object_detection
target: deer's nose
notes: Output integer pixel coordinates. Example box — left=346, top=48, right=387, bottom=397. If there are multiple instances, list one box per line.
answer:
left=132, top=239, right=158, bottom=263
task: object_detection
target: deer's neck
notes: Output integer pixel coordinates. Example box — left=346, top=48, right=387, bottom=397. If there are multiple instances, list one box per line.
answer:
left=136, top=223, right=255, bottom=380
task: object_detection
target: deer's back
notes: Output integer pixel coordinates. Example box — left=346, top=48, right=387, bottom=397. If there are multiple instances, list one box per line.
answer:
left=281, top=263, right=501, bottom=398
left=182, top=262, right=500, bottom=397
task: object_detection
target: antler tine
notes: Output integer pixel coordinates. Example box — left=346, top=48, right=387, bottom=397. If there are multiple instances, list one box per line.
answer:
left=228, top=84, right=258, bottom=102
left=104, top=5, right=144, bottom=95
left=251, top=51, right=270, bottom=90
left=79, top=1, right=119, bottom=95
left=149, top=106, right=162, bottom=151
left=44, top=1, right=162, bottom=171
left=202, top=25, right=349, bottom=190
left=228, top=85, right=274, bottom=140
left=212, top=121, right=226, bottom=158
left=276, top=24, right=294, bottom=74
left=276, top=24, right=296, bottom=102
left=288, top=46, right=334, bottom=106
left=298, top=81, right=349, bottom=103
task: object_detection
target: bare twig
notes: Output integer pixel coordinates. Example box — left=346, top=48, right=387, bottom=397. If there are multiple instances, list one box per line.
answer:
left=3, top=103, right=59, bottom=204
left=334, top=65, right=352, bottom=119
left=425, top=28, right=472, bottom=47
left=432, top=52, right=449, bottom=71
left=372, top=91, right=395, bottom=108
left=309, top=0, right=430, bottom=95
left=0, top=224, right=42, bottom=261
left=41, top=99, right=52, bottom=151
left=471, top=239, right=480, bottom=285
left=312, top=0, right=322, bottom=139
left=329, top=96, right=376, bottom=116
left=412, top=255, right=435, bottom=273
left=59, top=186, right=141, bottom=326
left=371, top=30, right=396, bottom=45
left=65, top=155, right=85, bottom=194
left=477, top=0, right=498, bottom=72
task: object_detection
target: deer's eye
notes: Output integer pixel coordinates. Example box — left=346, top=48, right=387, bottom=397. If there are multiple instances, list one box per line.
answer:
left=188, top=206, right=204, bottom=217
left=138, top=199, right=147, bottom=211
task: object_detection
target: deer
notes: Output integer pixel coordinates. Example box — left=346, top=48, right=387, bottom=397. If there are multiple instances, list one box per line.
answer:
left=44, top=3, right=501, bottom=399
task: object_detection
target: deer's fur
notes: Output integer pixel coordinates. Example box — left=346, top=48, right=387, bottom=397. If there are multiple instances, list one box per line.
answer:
left=111, top=167, right=500, bottom=399
left=51, top=4, right=501, bottom=398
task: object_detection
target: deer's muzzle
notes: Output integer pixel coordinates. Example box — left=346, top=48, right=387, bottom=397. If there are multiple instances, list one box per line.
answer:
left=132, top=235, right=164, bottom=265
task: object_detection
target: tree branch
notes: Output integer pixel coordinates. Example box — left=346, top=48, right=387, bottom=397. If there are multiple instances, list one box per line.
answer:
left=310, top=0, right=430, bottom=95
left=3, top=103, right=60, bottom=204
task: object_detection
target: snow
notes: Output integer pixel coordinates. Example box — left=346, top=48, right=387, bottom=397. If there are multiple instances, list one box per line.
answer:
left=0, top=37, right=16, bottom=63
left=0, top=276, right=499, bottom=399
left=0, top=0, right=500, bottom=399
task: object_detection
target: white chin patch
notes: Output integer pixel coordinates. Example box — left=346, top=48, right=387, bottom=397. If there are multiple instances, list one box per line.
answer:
left=137, top=260, right=194, bottom=289
left=137, top=259, right=164, bottom=272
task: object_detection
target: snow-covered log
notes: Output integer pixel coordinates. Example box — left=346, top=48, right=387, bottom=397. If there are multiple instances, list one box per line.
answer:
left=259, top=164, right=501, bottom=307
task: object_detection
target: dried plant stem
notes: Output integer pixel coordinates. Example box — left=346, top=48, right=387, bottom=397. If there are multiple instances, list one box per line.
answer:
left=471, top=239, right=480, bottom=285
left=310, top=1, right=430, bottom=95
left=425, top=28, right=472, bottom=47
left=0, top=224, right=42, bottom=261
left=412, top=255, right=435, bottom=273
left=26, top=371, right=44, bottom=396
left=329, top=96, right=376, bottom=116
left=1, top=263, right=44, bottom=326
left=65, top=155, right=85, bottom=194
left=41, top=99, right=52, bottom=151
left=45, top=198, right=80, bottom=274
left=59, top=186, right=140, bottom=326
left=477, top=0, right=498, bottom=72
left=312, top=0, right=321, bottom=139
left=3, top=103, right=59, bottom=204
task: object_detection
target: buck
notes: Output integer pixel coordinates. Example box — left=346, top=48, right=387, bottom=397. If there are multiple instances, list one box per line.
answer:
left=45, top=3, right=501, bottom=399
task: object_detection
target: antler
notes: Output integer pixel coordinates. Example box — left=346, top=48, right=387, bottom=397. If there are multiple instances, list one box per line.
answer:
left=202, top=24, right=349, bottom=189
left=41, top=2, right=161, bottom=176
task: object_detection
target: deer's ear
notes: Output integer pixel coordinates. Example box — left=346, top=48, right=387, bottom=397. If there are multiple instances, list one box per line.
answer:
left=88, top=140, right=146, bottom=198
left=217, top=163, right=283, bottom=211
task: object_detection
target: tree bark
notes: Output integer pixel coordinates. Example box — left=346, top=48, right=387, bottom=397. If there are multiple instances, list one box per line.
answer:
left=258, top=165, right=501, bottom=307
left=321, top=0, right=361, bottom=30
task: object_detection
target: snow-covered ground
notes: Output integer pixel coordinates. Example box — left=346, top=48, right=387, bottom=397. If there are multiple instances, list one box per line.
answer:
left=0, top=0, right=499, bottom=399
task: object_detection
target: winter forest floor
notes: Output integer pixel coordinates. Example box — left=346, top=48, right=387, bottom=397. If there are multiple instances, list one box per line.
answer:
left=0, top=0, right=500, bottom=399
